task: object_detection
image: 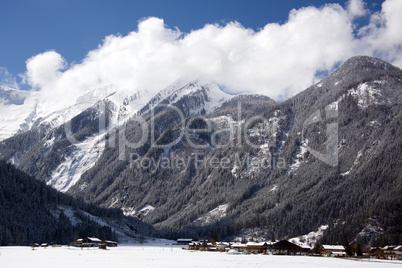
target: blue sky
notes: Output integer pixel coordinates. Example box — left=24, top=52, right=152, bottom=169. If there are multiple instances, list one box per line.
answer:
left=1, top=0, right=399, bottom=102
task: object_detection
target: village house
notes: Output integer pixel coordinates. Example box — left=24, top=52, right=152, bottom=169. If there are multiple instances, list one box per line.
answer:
left=188, top=240, right=216, bottom=251
left=269, top=240, right=305, bottom=255
left=246, top=242, right=271, bottom=254
left=82, top=237, right=103, bottom=247
left=105, top=240, right=118, bottom=247
left=320, top=245, right=346, bottom=257
left=70, top=238, right=83, bottom=247
left=176, top=238, right=193, bottom=245
left=382, top=245, right=402, bottom=260
left=200, top=241, right=216, bottom=251
left=392, top=245, right=402, bottom=260
left=69, top=237, right=118, bottom=248
left=230, top=242, right=248, bottom=252
left=215, top=242, right=231, bottom=252
left=370, top=246, right=385, bottom=259
left=188, top=241, right=200, bottom=250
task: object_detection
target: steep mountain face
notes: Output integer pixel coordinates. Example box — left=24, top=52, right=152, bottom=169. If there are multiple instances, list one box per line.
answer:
left=0, top=160, right=154, bottom=246
left=0, top=56, right=401, bottom=245
left=0, top=84, right=153, bottom=142
left=0, top=80, right=234, bottom=192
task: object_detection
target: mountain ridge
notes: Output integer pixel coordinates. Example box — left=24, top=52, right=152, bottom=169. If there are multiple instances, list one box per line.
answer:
left=0, top=55, right=401, bottom=245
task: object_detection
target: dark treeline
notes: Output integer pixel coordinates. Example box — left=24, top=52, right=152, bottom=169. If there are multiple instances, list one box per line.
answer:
left=0, top=160, right=151, bottom=246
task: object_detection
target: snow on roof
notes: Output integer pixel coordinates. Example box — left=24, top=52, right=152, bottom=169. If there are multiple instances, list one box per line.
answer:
left=322, top=245, right=345, bottom=251
left=393, top=245, right=402, bottom=251
left=246, top=242, right=268, bottom=246
left=231, top=243, right=246, bottom=248
left=87, top=237, right=102, bottom=242
left=177, top=238, right=193, bottom=241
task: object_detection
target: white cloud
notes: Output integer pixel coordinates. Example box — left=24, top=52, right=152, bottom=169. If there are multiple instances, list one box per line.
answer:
left=347, top=0, right=368, bottom=18
left=23, top=50, right=66, bottom=90
left=20, top=0, right=402, bottom=106
left=357, top=0, right=402, bottom=66
left=0, top=67, right=19, bottom=89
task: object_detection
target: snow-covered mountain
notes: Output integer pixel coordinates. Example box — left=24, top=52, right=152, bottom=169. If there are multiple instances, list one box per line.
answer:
left=0, top=84, right=148, bottom=142
left=0, top=79, right=235, bottom=192
left=1, top=56, right=401, bottom=245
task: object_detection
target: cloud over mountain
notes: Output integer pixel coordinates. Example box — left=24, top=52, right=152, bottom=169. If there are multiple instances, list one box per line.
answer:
left=18, top=0, right=402, bottom=105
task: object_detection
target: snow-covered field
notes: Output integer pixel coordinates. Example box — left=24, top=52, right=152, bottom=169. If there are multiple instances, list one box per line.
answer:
left=0, top=243, right=399, bottom=268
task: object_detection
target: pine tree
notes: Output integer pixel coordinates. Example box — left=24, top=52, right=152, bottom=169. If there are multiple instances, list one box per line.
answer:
left=356, top=242, right=363, bottom=256
left=17, top=232, right=24, bottom=246
left=313, top=242, right=321, bottom=254
left=343, top=238, right=353, bottom=256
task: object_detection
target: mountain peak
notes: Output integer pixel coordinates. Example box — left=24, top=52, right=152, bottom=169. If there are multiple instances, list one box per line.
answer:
left=140, top=78, right=234, bottom=115
left=336, top=55, right=399, bottom=75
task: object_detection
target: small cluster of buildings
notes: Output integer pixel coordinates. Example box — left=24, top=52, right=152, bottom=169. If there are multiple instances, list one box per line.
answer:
left=370, top=245, right=402, bottom=260
left=69, top=237, right=118, bottom=249
left=181, top=239, right=402, bottom=259
left=183, top=239, right=310, bottom=255
left=30, top=243, right=52, bottom=248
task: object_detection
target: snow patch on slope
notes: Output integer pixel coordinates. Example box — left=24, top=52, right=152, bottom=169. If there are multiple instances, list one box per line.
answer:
left=122, top=207, right=137, bottom=217
left=341, top=149, right=363, bottom=176
left=289, top=139, right=309, bottom=173
left=192, top=204, right=228, bottom=227
left=269, top=185, right=278, bottom=192
left=289, top=225, right=328, bottom=247
left=47, top=134, right=106, bottom=192
left=348, top=82, right=389, bottom=109
left=139, top=205, right=155, bottom=216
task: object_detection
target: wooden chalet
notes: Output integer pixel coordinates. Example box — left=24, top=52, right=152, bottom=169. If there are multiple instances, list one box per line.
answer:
left=70, top=238, right=83, bottom=247
left=246, top=242, right=271, bottom=254
left=269, top=240, right=304, bottom=255
left=216, top=242, right=231, bottom=252
left=177, top=238, right=193, bottom=245
left=105, top=240, right=118, bottom=247
left=82, top=237, right=103, bottom=247
left=230, top=243, right=248, bottom=252
left=188, top=240, right=216, bottom=251
left=70, top=237, right=118, bottom=248
left=200, top=241, right=216, bottom=251
left=188, top=241, right=200, bottom=250
left=392, top=245, right=402, bottom=260
left=320, top=245, right=346, bottom=257
left=370, top=247, right=385, bottom=259
left=382, top=245, right=402, bottom=260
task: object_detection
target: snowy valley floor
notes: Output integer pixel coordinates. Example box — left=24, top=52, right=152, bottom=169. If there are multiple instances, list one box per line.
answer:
left=0, top=243, right=400, bottom=268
